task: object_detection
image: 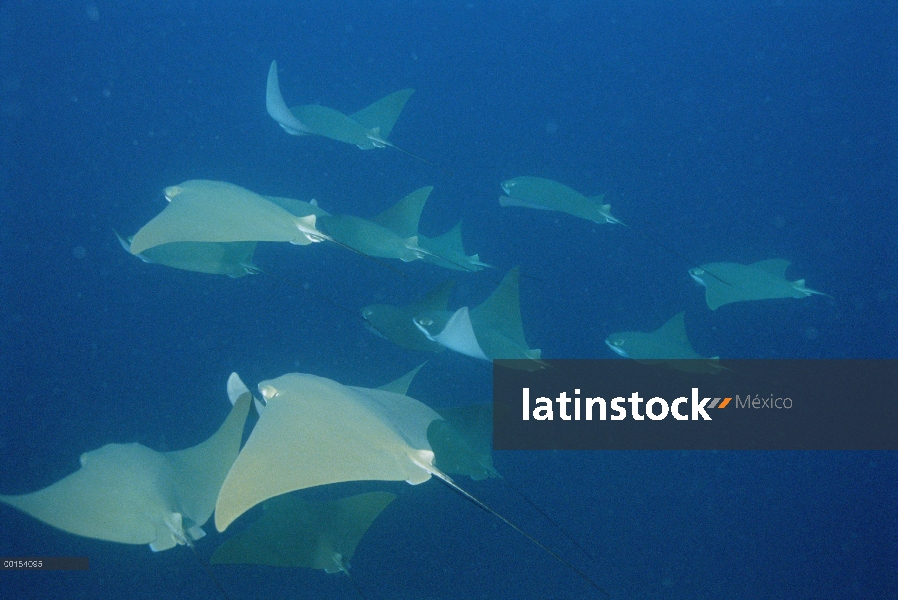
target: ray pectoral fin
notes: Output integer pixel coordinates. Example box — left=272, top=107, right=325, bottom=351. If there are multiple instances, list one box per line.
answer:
left=417, top=307, right=490, bottom=361
left=266, top=60, right=310, bottom=135
left=351, top=88, right=414, bottom=138
left=114, top=230, right=134, bottom=253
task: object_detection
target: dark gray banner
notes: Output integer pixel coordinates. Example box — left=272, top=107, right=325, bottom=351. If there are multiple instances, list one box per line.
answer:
left=493, top=360, right=898, bottom=450
left=0, top=557, right=89, bottom=570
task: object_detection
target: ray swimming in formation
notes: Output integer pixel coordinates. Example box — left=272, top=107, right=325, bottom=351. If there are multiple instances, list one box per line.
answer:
left=267, top=60, right=437, bottom=168
left=0, top=388, right=251, bottom=551
left=316, top=187, right=433, bottom=262
left=118, top=192, right=333, bottom=277
left=606, top=311, right=723, bottom=373
left=689, top=259, right=828, bottom=310
left=210, top=491, right=396, bottom=572
left=214, top=372, right=443, bottom=532
left=413, top=267, right=543, bottom=366
left=419, top=221, right=492, bottom=272
left=317, top=186, right=487, bottom=271
left=128, top=180, right=327, bottom=255
left=499, top=176, right=620, bottom=225
left=214, top=371, right=606, bottom=595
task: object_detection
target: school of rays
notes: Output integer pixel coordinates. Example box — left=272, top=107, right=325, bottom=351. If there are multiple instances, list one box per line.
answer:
left=2, top=60, right=830, bottom=599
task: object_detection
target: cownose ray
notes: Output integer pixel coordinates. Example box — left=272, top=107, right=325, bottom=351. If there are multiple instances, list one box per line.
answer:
left=499, top=176, right=620, bottom=225
left=116, top=231, right=259, bottom=278
left=0, top=382, right=251, bottom=552
left=119, top=188, right=361, bottom=314
left=266, top=60, right=412, bottom=149
left=240, top=192, right=416, bottom=278
left=214, top=372, right=606, bottom=596
left=361, top=280, right=456, bottom=353
left=209, top=491, right=396, bottom=573
left=413, top=267, right=544, bottom=368
left=419, top=221, right=493, bottom=272
left=266, top=60, right=436, bottom=168
left=119, top=216, right=365, bottom=321
left=115, top=193, right=328, bottom=277
left=308, top=186, right=485, bottom=271
left=128, top=180, right=328, bottom=256
left=689, top=259, right=829, bottom=310
left=316, top=186, right=434, bottom=262
left=209, top=368, right=491, bottom=574
left=606, top=311, right=723, bottom=374
left=214, top=372, right=442, bottom=532
left=368, top=186, right=490, bottom=271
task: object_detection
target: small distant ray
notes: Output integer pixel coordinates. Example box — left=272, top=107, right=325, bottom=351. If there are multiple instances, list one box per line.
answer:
left=317, top=186, right=487, bottom=271
left=317, top=187, right=433, bottom=262
left=606, top=311, right=722, bottom=373
left=499, top=176, right=732, bottom=281
left=689, top=259, right=829, bottom=310
left=499, top=176, right=619, bottom=224
left=419, top=221, right=493, bottom=272
left=267, top=60, right=436, bottom=168
left=413, top=267, right=543, bottom=368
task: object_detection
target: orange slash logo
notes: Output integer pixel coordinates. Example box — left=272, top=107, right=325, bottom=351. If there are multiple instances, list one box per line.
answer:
left=708, top=397, right=732, bottom=409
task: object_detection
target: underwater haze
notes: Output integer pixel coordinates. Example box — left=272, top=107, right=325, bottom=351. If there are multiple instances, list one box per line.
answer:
left=0, top=1, right=896, bottom=599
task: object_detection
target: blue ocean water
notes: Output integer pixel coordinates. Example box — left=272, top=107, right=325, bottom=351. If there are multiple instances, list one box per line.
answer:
left=0, top=1, right=895, bottom=599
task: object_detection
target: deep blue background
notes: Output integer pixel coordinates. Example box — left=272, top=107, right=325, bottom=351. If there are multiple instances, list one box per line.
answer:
left=0, top=1, right=896, bottom=599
